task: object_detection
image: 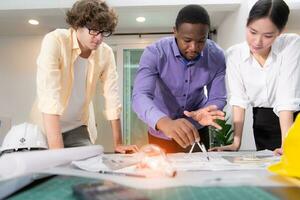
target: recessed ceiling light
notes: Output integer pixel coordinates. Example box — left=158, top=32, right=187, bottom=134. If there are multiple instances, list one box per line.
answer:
left=28, top=19, right=39, bottom=25
left=136, top=17, right=146, bottom=23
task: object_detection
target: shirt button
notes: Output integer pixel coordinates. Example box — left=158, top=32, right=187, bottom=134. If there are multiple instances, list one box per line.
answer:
left=181, top=106, right=184, bottom=109
left=185, top=80, right=188, bottom=83
left=183, top=94, right=186, bottom=97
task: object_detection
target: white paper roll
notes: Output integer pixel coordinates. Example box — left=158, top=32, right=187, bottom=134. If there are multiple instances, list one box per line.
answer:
left=0, top=145, right=103, bottom=180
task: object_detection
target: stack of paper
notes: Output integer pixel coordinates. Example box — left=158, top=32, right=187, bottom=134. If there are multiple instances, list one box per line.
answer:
left=166, top=150, right=280, bottom=171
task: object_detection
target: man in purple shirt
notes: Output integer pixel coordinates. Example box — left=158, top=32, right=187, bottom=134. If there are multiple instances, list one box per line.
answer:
left=132, top=5, right=226, bottom=153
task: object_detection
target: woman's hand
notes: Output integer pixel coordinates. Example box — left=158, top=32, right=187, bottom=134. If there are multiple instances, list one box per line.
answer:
left=208, top=139, right=241, bottom=152
left=273, top=148, right=283, bottom=156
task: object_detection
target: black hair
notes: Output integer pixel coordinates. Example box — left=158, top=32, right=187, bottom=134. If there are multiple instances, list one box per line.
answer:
left=247, top=0, right=289, bottom=31
left=175, top=4, right=210, bottom=29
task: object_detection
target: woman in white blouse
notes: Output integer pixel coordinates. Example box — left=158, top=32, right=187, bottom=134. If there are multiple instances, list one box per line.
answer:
left=210, top=0, right=300, bottom=154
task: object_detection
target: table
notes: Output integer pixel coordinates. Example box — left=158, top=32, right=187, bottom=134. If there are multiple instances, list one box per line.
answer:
left=3, top=151, right=300, bottom=200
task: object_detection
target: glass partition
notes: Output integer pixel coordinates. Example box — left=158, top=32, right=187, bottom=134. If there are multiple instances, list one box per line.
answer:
left=123, top=49, right=148, bottom=147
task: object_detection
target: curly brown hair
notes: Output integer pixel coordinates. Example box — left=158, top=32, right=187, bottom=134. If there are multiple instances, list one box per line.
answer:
left=66, top=0, right=118, bottom=33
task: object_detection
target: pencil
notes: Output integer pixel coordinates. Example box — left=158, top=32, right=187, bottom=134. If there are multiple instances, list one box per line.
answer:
left=98, top=170, right=146, bottom=178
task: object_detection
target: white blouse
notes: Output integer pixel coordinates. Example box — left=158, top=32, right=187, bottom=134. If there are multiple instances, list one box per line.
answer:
left=226, top=33, right=300, bottom=115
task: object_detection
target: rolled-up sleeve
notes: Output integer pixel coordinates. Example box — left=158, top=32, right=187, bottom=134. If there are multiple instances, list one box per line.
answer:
left=100, top=48, right=122, bottom=120
left=132, top=47, right=167, bottom=129
left=274, top=38, right=300, bottom=114
left=226, top=52, right=250, bottom=109
left=36, top=33, right=63, bottom=115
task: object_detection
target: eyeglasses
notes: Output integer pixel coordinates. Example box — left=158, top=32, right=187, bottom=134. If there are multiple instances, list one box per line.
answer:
left=86, top=27, right=112, bottom=37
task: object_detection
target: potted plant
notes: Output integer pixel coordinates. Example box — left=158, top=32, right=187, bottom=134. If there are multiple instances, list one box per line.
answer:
left=209, top=117, right=234, bottom=148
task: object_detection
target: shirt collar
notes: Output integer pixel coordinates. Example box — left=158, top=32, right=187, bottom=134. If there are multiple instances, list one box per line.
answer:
left=270, top=37, right=280, bottom=56
left=240, top=42, right=251, bottom=61
left=71, top=28, right=80, bottom=50
left=241, top=41, right=279, bottom=62
left=172, top=37, right=181, bottom=57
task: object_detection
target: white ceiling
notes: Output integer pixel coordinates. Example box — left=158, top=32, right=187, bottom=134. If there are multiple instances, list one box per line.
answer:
left=0, top=0, right=299, bottom=36
left=0, top=7, right=233, bottom=36
left=0, top=0, right=240, bottom=36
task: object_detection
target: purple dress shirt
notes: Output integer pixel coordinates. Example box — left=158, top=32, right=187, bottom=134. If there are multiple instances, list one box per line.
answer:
left=132, top=37, right=227, bottom=140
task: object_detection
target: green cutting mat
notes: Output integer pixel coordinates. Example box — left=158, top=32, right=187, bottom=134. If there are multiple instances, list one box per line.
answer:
left=8, top=176, right=279, bottom=200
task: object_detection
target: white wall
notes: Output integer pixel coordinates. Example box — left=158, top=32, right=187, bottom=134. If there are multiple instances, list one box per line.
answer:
left=0, top=36, right=42, bottom=124
left=0, top=36, right=41, bottom=144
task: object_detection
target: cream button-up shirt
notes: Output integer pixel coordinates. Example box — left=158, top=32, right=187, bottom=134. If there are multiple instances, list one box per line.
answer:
left=226, top=33, right=300, bottom=115
left=30, top=28, right=121, bottom=143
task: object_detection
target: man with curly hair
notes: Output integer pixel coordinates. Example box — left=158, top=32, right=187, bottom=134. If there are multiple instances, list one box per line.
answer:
left=31, top=0, right=138, bottom=153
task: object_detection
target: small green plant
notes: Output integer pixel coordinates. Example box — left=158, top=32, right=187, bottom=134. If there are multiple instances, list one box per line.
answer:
left=209, top=118, right=234, bottom=148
